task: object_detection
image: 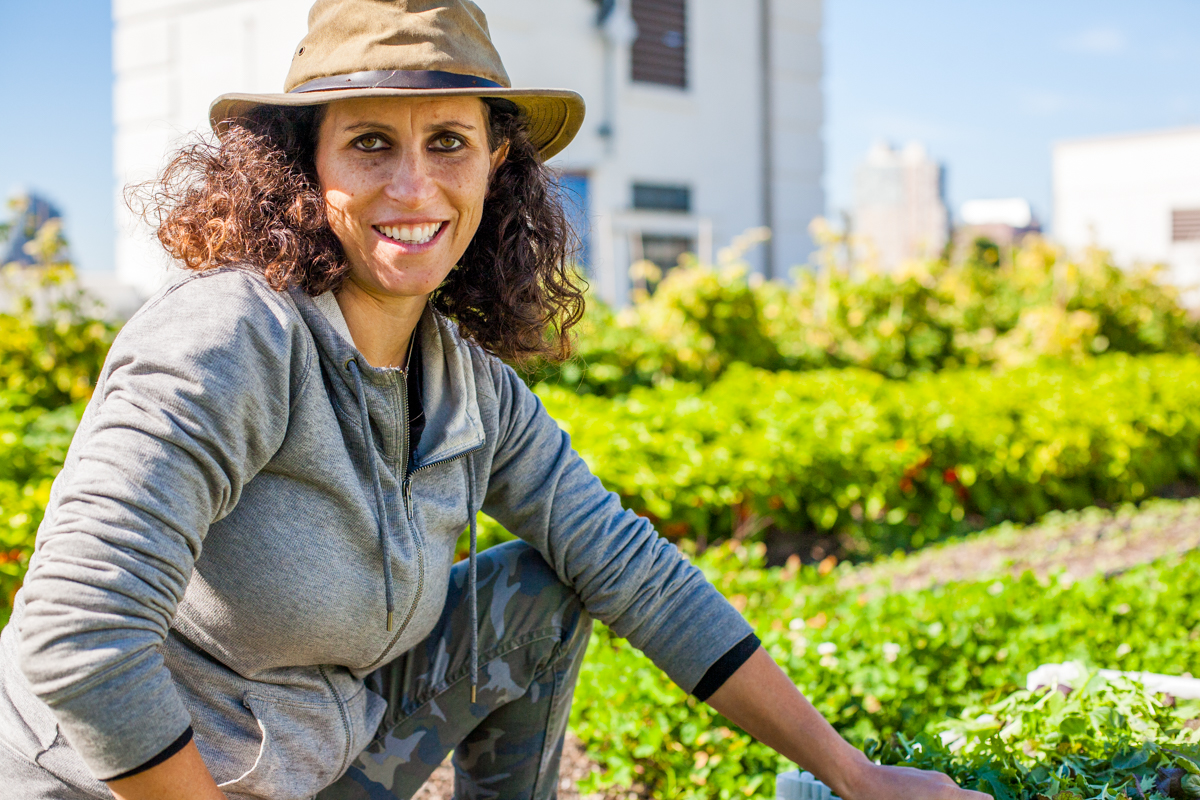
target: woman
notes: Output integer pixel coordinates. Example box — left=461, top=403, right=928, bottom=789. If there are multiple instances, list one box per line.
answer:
left=0, top=2, right=989, bottom=799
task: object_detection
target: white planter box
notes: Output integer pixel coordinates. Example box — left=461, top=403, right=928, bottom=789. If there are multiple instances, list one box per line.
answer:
left=776, top=770, right=839, bottom=800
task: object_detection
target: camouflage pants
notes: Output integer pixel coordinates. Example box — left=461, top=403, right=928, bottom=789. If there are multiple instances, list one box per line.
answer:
left=317, top=541, right=593, bottom=800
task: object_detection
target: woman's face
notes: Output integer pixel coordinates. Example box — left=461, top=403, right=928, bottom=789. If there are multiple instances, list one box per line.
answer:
left=315, top=96, right=505, bottom=300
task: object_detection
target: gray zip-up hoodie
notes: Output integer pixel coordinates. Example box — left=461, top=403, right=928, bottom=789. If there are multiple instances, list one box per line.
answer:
left=0, top=268, right=751, bottom=799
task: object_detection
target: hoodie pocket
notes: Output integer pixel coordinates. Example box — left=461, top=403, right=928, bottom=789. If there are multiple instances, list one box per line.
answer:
left=217, top=684, right=366, bottom=800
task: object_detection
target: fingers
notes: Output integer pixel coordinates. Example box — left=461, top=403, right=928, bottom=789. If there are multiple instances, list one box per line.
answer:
left=930, top=768, right=994, bottom=798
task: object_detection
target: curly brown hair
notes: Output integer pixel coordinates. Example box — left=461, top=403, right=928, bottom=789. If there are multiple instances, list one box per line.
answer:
left=130, top=100, right=585, bottom=364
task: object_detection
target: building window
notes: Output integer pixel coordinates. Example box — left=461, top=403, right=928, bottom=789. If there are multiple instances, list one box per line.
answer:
left=631, top=0, right=687, bottom=89
left=638, top=235, right=693, bottom=273
left=1173, top=209, right=1200, bottom=242
left=633, top=182, right=691, bottom=213
left=631, top=182, right=693, bottom=283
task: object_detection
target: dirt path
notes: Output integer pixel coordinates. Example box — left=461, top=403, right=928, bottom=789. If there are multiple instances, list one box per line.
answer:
left=846, top=498, right=1200, bottom=593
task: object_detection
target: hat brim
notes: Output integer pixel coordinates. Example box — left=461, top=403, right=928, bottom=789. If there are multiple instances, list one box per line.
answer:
left=209, top=87, right=585, bottom=160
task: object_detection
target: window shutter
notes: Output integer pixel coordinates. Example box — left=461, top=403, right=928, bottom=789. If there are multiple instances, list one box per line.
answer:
left=631, top=0, right=687, bottom=88
left=1173, top=209, right=1200, bottom=243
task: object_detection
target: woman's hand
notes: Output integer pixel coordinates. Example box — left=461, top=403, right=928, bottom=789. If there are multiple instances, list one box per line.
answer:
left=706, top=647, right=988, bottom=800
left=837, top=762, right=992, bottom=800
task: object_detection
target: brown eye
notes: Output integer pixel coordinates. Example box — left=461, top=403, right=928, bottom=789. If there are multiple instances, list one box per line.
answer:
left=434, top=135, right=463, bottom=151
left=356, top=135, right=387, bottom=152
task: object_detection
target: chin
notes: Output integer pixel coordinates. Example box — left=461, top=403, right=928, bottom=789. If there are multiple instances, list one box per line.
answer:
left=370, top=269, right=448, bottom=299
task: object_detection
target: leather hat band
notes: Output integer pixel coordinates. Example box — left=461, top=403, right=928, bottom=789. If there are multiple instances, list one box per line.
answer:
left=290, top=70, right=505, bottom=94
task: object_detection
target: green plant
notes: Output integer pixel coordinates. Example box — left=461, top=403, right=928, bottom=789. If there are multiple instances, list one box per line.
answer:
left=0, top=207, right=118, bottom=624
left=0, top=212, right=116, bottom=409
left=0, top=394, right=82, bottom=622
left=869, top=675, right=1200, bottom=800
left=531, top=236, right=1200, bottom=396
left=570, top=513, right=1200, bottom=800
left=541, top=355, right=1200, bottom=556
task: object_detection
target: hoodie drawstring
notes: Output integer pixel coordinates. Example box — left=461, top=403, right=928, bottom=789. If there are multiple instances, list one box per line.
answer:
left=347, top=358, right=396, bottom=632
left=466, top=457, right=479, bottom=704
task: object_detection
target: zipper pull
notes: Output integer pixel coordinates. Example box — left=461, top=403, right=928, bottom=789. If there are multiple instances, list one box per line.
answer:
left=404, top=476, right=414, bottom=521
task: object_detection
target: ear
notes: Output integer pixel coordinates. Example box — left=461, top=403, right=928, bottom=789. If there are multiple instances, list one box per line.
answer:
left=489, top=141, right=510, bottom=178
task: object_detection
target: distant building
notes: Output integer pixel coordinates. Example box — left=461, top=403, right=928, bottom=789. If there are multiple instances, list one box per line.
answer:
left=113, top=0, right=826, bottom=304
left=1054, top=127, right=1200, bottom=288
left=0, top=193, right=146, bottom=320
left=956, top=198, right=1042, bottom=248
left=852, top=141, right=949, bottom=270
left=3, top=194, right=63, bottom=266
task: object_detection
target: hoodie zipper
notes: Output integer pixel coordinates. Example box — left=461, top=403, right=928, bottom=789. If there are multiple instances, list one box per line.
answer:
left=364, top=446, right=483, bottom=670
left=362, top=367, right=422, bottom=669
left=402, top=446, right=485, bottom=521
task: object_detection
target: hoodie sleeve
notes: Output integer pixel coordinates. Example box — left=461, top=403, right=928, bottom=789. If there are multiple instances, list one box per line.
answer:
left=16, top=270, right=312, bottom=780
left=479, top=360, right=753, bottom=694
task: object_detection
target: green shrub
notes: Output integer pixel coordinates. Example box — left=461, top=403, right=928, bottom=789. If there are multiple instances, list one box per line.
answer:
left=541, top=355, right=1200, bottom=556
left=0, top=212, right=118, bottom=624
left=571, top=522, right=1200, bottom=799
left=532, top=237, right=1200, bottom=395
left=0, top=220, right=115, bottom=409
left=0, top=394, right=82, bottom=622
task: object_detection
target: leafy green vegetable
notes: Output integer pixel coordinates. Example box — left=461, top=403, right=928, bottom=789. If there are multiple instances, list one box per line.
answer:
left=868, top=675, right=1200, bottom=800
left=571, top=532, right=1200, bottom=799
left=542, top=355, right=1200, bottom=555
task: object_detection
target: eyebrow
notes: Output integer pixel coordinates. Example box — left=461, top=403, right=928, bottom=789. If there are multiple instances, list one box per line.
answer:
left=342, top=120, right=479, bottom=134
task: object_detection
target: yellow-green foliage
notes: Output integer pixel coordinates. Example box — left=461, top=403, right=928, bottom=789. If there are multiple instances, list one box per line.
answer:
left=541, top=355, right=1200, bottom=554
left=531, top=236, right=1200, bottom=394
left=572, top=515, right=1200, bottom=800
left=0, top=215, right=117, bottom=621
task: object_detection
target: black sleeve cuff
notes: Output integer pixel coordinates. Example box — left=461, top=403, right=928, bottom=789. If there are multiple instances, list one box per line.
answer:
left=692, top=632, right=761, bottom=701
left=107, top=727, right=194, bottom=782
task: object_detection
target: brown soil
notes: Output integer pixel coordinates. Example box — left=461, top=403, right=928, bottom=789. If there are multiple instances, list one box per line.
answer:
left=845, top=499, right=1200, bottom=593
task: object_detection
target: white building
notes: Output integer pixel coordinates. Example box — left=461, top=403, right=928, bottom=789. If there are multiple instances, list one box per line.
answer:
left=1054, top=127, right=1200, bottom=288
left=851, top=140, right=948, bottom=270
left=956, top=198, right=1041, bottom=248
left=113, top=0, right=825, bottom=305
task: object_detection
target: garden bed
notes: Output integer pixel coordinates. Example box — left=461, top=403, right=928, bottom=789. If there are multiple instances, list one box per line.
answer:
left=568, top=499, right=1200, bottom=800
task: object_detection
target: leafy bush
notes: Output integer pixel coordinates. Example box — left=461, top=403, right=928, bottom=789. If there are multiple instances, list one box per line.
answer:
left=0, top=213, right=118, bottom=624
left=571, top=514, right=1200, bottom=799
left=0, top=395, right=82, bottom=621
left=542, top=355, right=1200, bottom=556
left=869, top=676, right=1200, bottom=800
left=533, top=235, right=1200, bottom=396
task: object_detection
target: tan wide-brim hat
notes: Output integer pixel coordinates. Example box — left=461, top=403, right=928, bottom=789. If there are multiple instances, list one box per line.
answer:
left=209, top=0, right=585, bottom=160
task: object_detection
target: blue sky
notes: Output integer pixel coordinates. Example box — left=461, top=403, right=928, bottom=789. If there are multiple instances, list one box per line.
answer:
left=825, top=0, right=1200, bottom=225
left=1, top=1, right=1198, bottom=272
left=0, top=2, right=112, bottom=271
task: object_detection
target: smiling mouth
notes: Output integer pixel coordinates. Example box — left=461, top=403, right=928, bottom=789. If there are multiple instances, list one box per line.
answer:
left=374, top=222, right=446, bottom=246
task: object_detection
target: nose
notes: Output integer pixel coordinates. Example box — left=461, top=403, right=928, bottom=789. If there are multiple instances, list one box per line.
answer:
left=384, top=149, right=438, bottom=209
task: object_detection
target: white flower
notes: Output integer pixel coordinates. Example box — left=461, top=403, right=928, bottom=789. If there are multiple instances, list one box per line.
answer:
left=817, top=642, right=838, bottom=656
left=789, top=618, right=806, bottom=631
left=882, top=642, right=901, bottom=663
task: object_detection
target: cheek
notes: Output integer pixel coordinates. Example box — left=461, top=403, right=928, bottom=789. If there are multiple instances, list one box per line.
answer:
left=318, top=157, right=376, bottom=219
left=444, top=162, right=494, bottom=231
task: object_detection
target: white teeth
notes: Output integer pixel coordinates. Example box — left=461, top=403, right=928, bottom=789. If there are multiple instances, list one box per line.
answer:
left=378, top=223, right=440, bottom=245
